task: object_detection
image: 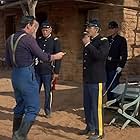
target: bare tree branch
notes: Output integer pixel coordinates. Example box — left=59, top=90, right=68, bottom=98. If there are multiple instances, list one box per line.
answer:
left=32, top=20, right=39, bottom=38
left=27, top=0, right=38, bottom=17
left=20, top=0, right=29, bottom=16
left=26, top=0, right=38, bottom=38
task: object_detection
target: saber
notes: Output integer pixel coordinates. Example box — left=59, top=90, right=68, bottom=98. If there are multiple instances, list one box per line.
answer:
left=103, top=72, right=118, bottom=97
left=51, top=78, right=57, bottom=90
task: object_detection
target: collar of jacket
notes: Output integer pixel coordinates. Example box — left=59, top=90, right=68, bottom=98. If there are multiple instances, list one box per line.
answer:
left=91, top=34, right=101, bottom=41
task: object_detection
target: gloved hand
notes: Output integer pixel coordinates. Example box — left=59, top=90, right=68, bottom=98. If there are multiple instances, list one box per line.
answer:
left=116, top=67, right=122, bottom=73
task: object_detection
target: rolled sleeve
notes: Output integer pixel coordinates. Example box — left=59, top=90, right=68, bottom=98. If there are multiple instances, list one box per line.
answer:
left=27, top=35, right=51, bottom=62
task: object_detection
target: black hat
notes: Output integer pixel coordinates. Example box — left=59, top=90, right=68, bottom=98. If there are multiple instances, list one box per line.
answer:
left=108, top=21, right=118, bottom=29
left=85, top=19, right=100, bottom=28
left=40, top=20, right=51, bottom=29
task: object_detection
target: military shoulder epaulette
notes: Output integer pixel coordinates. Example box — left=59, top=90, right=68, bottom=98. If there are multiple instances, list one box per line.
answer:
left=54, top=37, right=58, bottom=40
left=101, top=37, right=107, bottom=41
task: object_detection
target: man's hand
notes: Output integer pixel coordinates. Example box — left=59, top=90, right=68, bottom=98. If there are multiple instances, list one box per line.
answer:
left=116, top=67, right=122, bottom=73
left=51, top=52, right=66, bottom=61
left=82, top=34, right=90, bottom=46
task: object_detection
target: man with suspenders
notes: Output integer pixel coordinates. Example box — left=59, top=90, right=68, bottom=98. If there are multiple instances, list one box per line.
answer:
left=5, top=16, right=65, bottom=140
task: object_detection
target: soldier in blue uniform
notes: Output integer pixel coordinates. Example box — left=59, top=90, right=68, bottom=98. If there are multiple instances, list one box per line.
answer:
left=35, top=20, right=61, bottom=118
left=5, top=16, right=65, bottom=140
left=80, top=19, right=109, bottom=140
left=106, top=21, right=128, bottom=101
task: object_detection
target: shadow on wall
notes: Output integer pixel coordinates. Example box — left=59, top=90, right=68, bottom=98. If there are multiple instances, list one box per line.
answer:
left=130, top=0, right=140, bottom=58
left=126, top=55, right=140, bottom=77
left=40, top=82, right=84, bottom=118
left=0, top=69, right=11, bottom=79
left=0, top=135, right=11, bottom=140
left=0, top=57, right=11, bottom=71
left=127, top=1, right=140, bottom=77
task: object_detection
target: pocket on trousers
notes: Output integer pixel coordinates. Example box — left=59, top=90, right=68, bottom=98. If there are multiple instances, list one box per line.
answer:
left=29, top=67, right=36, bottom=81
left=32, top=73, right=36, bottom=81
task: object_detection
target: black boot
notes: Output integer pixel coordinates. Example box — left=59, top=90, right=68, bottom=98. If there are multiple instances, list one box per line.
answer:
left=12, top=116, right=23, bottom=135
left=12, top=121, right=33, bottom=140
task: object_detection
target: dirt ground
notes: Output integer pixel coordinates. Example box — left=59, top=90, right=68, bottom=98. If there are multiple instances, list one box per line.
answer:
left=0, top=70, right=140, bottom=140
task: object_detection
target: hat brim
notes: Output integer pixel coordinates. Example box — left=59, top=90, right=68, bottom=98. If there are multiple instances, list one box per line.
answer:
left=108, top=26, right=118, bottom=29
left=41, top=25, right=51, bottom=29
left=85, top=22, right=100, bottom=27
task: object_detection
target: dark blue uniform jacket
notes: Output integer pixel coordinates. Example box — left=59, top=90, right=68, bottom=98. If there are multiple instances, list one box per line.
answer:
left=106, top=34, right=127, bottom=71
left=35, top=36, right=61, bottom=75
left=83, top=35, right=109, bottom=83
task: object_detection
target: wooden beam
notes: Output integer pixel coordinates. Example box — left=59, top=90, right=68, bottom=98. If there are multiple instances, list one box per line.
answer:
left=0, top=0, right=27, bottom=10
left=1, top=0, right=140, bottom=11
left=74, top=0, right=140, bottom=11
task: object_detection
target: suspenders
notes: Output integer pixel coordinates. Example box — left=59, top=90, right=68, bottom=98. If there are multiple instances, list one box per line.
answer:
left=10, top=33, right=26, bottom=67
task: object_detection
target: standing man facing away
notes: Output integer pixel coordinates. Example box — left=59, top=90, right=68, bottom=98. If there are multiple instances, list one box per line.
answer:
left=106, top=21, right=127, bottom=101
left=5, top=16, right=65, bottom=140
left=80, top=19, right=109, bottom=140
left=35, top=20, right=61, bottom=118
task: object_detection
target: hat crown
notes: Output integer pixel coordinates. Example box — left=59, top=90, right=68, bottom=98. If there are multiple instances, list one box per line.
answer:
left=41, top=20, right=51, bottom=28
left=108, top=21, right=118, bottom=29
left=86, top=19, right=100, bottom=28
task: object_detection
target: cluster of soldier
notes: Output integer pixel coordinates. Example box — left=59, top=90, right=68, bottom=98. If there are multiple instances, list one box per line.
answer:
left=5, top=16, right=127, bottom=140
